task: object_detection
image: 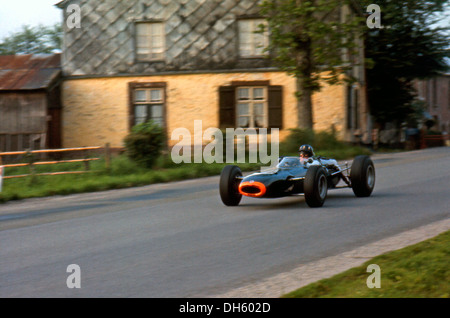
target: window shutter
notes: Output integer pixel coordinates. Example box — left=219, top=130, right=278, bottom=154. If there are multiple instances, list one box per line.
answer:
left=268, top=85, right=283, bottom=129
left=219, top=86, right=236, bottom=128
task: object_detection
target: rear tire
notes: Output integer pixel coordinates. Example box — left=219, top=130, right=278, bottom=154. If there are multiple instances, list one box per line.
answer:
left=219, top=165, right=242, bottom=206
left=350, top=155, right=375, bottom=197
left=304, top=166, right=328, bottom=207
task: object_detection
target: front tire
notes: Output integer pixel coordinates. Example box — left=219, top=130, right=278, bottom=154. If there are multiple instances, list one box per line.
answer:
left=350, top=155, right=375, bottom=197
left=304, top=166, right=328, bottom=207
left=219, top=165, right=242, bottom=206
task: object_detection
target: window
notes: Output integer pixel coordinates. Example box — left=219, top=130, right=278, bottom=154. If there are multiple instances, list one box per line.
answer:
left=236, top=87, right=267, bottom=128
left=346, top=85, right=359, bottom=130
left=135, top=22, right=165, bottom=61
left=129, top=83, right=166, bottom=128
left=219, top=83, right=282, bottom=129
left=432, top=78, right=438, bottom=109
left=238, top=19, right=268, bottom=57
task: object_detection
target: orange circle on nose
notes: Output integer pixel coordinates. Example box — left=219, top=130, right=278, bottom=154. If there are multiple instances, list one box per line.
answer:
left=238, top=181, right=267, bottom=197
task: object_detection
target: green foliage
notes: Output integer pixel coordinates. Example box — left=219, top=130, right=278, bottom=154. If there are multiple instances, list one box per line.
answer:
left=108, top=154, right=148, bottom=175
left=279, top=128, right=371, bottom=160
left=280, top=128, right=315, bottom=154
left=123, top=121, right=165, bottom=168
left=405, top=99, right=427, bottom=127
left=259, top=0, right=364, bottom=89
left=0, top=24, right=62, bottom=55
left=259, top=0, right=364, bottom=128
left=362, top=0, right=450, bottom=126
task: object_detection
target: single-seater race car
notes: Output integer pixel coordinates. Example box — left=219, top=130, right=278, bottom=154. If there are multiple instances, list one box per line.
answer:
left=219, top=155, right=375, bottom=208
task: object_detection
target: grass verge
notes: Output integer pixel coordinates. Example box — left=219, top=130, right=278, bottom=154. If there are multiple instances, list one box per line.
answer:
left=0, top=155, right=264, bottom=203
left=282, top=230, right=450, bottom=298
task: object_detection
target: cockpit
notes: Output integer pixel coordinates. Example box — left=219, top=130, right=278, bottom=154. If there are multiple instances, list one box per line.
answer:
left=277, top=156, right=302, bottom=168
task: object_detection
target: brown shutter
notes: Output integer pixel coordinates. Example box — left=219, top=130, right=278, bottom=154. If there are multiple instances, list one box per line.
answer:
left=219, top=86, right=236, bottom=128
left=268, top=85, right=283, bottom=129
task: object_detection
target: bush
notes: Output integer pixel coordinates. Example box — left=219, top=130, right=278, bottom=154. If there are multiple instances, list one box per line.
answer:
left=279, top=128, right=372, bottom=160
left=279, top=128, right=315, bottom=154
left=314, top=130, right=342, bottom=150
left=124, top=121, right=165, bottom=168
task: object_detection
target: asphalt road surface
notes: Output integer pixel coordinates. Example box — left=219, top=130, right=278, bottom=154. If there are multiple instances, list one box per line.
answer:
left=1, top=147, right=449, bottom=297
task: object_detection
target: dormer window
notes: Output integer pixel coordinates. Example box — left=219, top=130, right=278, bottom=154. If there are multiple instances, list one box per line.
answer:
left=135, top=22, right=165, bottom=61
left=238, top=19, right=268, bottom=58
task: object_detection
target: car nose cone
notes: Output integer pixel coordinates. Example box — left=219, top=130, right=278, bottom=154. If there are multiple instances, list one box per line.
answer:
left=238, top=181, right=267, bottom=197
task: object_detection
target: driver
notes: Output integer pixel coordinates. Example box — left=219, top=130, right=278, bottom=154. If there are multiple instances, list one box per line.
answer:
left=299, top=144, right=315, bottom=164
left=299, top=143, right=338, bottom=169
left=299, top=144, right=350, bottom=185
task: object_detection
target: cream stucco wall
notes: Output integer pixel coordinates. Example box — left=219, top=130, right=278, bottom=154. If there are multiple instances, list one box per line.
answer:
left=61, top=72, right=346, bottom=148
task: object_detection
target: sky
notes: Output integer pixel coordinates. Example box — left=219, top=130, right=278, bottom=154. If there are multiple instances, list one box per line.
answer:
left=0, top=0, right=449, bottom=41
left=0, top=0, right=62, bottom=40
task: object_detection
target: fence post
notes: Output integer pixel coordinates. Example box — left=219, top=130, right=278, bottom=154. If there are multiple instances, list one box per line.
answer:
left=26, top=149, right=36, bottom=177
left=0, top=165, right=4, bottom=192
left=83, top=147, right=90, bottom=171
left=105, top=143, right=111, bottom=171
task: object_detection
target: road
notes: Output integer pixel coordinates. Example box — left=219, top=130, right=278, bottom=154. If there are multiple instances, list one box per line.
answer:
left=0, top=147, right=449, bottom=297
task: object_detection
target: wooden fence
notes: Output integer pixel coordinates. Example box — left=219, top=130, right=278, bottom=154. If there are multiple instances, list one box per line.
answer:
left=0, top=144, right=111, bottom=180
left=422, top=134, right=448, bottom=148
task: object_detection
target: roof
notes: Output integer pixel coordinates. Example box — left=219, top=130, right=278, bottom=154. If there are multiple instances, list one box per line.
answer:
left=55, top=0, right=70, bottom=9
left=0, top=54, right=61, bottom=91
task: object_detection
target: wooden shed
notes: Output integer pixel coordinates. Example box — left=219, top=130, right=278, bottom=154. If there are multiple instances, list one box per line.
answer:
left=0, top=54, right=62, bottom=152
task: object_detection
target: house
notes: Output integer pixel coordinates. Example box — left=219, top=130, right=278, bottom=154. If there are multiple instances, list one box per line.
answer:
left=56, top=0, right=370, bottom=150
left=0, top=53, right=62, bottom=152
left=414, top=74, right=450, bottom=134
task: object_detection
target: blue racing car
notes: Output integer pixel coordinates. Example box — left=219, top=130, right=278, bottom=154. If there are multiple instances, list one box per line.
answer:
left=219, top=155, right=375, bottom=208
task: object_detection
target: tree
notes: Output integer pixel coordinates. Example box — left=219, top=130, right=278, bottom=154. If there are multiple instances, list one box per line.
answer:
left=259, top=0, right=364, bottom=129
left=363, top=0, right=450, bottom=127
left=0, top=24, right=62, bottom=55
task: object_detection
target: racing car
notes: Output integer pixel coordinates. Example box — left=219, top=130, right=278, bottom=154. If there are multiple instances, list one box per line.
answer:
left=219, top=155, right=375, bottom=208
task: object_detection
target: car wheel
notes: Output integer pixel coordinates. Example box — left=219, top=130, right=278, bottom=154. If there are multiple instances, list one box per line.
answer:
left=350, top=155, right=375, bottom=197
left=304, top=166, right=328, bottom=207
left=219, top=165, right=242, bottom=206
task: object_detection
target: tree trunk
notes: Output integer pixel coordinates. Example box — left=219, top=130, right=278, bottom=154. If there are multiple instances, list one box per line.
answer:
left=295, top=36, right=314, bottom=130
left=296, top=77, right=313, bottom=129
